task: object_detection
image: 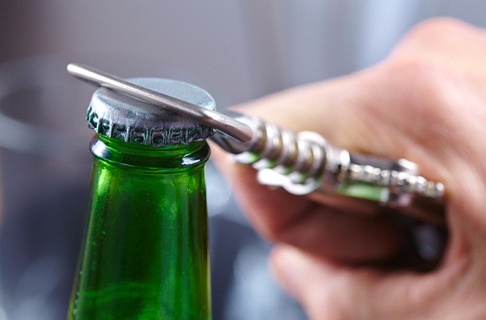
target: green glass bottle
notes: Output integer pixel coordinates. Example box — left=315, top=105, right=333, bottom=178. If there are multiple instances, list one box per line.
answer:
left=68, top=78, right=214, bottom=319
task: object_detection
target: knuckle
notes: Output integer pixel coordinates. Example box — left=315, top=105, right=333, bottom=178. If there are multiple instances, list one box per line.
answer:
left=393, top=17, right=485, bottom=60
left=404, top=17, right=474, bottom=44
left=383, top=58, right=455, bottom=112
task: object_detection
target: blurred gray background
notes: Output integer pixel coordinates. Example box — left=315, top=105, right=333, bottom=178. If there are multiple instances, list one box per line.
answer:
left=0, top=1, right=485, bottom=319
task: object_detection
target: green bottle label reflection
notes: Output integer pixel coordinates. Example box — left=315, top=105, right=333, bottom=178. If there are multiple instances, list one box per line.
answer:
left=69, top=137, right=211, bottom=319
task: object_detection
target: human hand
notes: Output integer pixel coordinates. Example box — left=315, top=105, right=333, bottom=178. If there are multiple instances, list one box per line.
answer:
left=212, top=18, right=486, bottom=319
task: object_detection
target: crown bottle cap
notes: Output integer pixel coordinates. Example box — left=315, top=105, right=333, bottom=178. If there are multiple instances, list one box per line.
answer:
left=87, top=78, right=215, bottom=146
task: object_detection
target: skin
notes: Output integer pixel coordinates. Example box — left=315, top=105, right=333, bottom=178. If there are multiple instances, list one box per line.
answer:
left=212, top=18, right=486, bottom=319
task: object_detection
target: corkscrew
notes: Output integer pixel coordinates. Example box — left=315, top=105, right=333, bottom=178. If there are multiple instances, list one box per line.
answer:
left=67, top=63, right=446, bottom=225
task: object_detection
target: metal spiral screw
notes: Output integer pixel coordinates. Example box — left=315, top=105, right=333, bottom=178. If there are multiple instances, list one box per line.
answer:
left=232, top=116, right=325, bottom=184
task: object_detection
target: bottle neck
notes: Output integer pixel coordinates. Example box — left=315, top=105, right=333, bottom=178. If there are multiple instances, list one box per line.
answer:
left=90, top=134, right=210, bottom=170
left=70, top=134, right=212, bottom=319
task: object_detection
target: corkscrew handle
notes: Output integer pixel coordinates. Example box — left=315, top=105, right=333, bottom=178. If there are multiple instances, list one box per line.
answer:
left=212, top=111, right=446, bottom=224
left=68, top=63, right=446, bottom=225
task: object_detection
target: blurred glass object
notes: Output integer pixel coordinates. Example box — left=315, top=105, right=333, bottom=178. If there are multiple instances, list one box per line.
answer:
left=0, top=55, right=93, bottom=320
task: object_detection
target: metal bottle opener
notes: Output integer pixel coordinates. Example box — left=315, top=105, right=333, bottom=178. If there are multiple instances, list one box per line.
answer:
left=67, top=63, right=446, bottom=225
